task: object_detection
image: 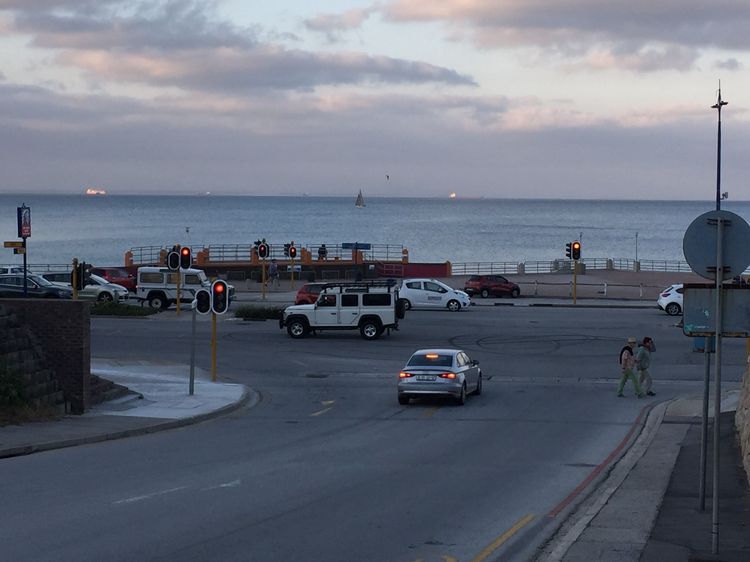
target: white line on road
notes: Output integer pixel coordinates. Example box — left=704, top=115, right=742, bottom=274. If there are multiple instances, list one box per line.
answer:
left=201, top=479, right=242, bottom=491
left=113, top=486, right=188, bottom=505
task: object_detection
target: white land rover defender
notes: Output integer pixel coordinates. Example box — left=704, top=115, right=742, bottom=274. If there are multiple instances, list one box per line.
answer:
left=279, top=280, right=406, bottom=340
left=137, top=266, right=235, bottom=310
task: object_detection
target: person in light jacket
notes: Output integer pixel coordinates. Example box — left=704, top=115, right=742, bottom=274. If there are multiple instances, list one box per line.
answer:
left=617, top=336, right=644, bottom=398
left=635, top=336, right=656, bottom=396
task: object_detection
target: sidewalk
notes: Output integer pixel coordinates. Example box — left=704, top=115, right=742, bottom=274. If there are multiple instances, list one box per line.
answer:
left=537, top=391, right=750, bottom=562
left=0, top=360, right=251, bottom=459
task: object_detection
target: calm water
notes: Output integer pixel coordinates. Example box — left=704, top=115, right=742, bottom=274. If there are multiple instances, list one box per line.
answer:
left=0, top=194, right=746, bottom=267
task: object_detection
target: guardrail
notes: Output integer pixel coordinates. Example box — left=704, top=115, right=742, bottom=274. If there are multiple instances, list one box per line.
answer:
left=450, top=258, right=693, bottom=275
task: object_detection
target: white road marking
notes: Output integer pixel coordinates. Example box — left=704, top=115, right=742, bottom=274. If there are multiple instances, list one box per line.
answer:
left=201, top=479, right=242, bottom=491
left=113, top=486, right=188, bottom=505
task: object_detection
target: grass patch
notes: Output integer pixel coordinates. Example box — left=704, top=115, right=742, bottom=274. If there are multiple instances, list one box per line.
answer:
left=235, top=305, right=284, bottom=321
left=90, top=301, right=158, bottom=316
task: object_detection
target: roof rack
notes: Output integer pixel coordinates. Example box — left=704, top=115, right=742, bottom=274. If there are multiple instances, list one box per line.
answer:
left=320, top=279, right=397, bottom=291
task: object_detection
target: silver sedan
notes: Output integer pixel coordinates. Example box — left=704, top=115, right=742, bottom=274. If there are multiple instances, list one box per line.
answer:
left=397, top=348, right=482, bottom=406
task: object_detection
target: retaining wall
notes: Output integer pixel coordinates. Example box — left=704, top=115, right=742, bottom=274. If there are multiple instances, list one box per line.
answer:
left=736, top=362, right=750, bottom=485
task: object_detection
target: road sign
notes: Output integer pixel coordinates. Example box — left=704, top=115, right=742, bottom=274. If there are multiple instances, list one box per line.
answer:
left=17, top=205, right=31, bottom=238
left=683, top=210, right=750, bottom=280
left=4, top=241, right=23, bottom=248
left=683, top=284, right=750, bottom=336
left=342, top=242, right=371, bottom=250
left=13, top=248, right=26, bottom=254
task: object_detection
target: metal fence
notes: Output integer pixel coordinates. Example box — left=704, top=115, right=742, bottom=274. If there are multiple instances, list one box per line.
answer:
left=450, top=258, right=693, bottom=275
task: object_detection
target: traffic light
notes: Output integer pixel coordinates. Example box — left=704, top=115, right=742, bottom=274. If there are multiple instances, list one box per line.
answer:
left=180, top=246, right=192, bottom=269
left=71, top=262, right=91, bottom=290
left=195, top=289, right=211, bottom=314
left=289, top=244, right=297, bottom=259
left=572, top=241, right=581, bottom=260
left=258, top=242, right=269, bottom=259
left=211, top=280, right=229, bottom=314
left=167, top=249, right=180, bottom=270
left=283, top=243, right=290, bottom=257
left=565, top=242, right=572, bottom=259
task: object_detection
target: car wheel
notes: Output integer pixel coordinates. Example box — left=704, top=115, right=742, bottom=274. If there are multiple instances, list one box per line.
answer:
left=474, top=374, right=483, bottom=396
left=456, top=383, right=467, bottom=406
left=97, top=292, right=114, bottom=303
left=360, top=320, right=381, bottom=340
left=480, top=288, right=490, bottom=298
left=665, top=302, right=681, bottom=316
left=511, top=288, right=520, bottom=298
left=402, top=299, right=412, bottom=311
left=148, top=294, right=166, bottom=310
left=398, top=395, right=410, bottom=405
left=447, top=299, right=461, bottom=312
left=287, top=319, right=308, bottom=338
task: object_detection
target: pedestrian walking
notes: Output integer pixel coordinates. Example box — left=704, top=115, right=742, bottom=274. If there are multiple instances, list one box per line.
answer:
left=617, top=336, right=644, bottom=398
left=635, top=336, right=656, bottom=396
left=268, top=259, right=279, bottom=289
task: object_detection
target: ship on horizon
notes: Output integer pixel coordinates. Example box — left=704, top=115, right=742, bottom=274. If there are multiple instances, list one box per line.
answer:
left=85, top=187, right=107, bottom=196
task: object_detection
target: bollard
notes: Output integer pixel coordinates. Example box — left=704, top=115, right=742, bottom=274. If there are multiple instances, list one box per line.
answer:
left=639, top=283, right=643, bottom=298
left=534, top=280, right=538, bottom=296
left=603, top=282, right=607, bottom=296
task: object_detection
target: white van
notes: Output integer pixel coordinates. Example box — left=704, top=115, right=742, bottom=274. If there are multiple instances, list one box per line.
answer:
left=136, top=267, right=235, bottom=310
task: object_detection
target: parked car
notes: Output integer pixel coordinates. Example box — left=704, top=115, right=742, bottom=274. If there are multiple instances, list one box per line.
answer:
left=136, top=266, right=235, bottom=310
left=90, top=267, right=136, bottom=292
left=295, top=282, right=326, bottom=305
left=0, top=266, right=26, bottom=275
left=464, top=275, right=520, bottom=298
left=397, top=349, right=482, bottom=405
left=399, top=279, right=471, bottom=311
left=657, top=284, right=683, bottom=316
left=42, top=272, right=130, bottom=302
left=0, top=274, right=72, bottom=299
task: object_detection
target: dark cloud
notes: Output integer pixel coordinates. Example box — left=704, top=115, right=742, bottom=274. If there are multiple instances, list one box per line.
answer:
left=1, top=0, right=475, bottom=91
left=381, top=0, right=750, bottom=72
left=0, top=81, right=744, bottom=200
left=715, top=58, right=743, bottom=71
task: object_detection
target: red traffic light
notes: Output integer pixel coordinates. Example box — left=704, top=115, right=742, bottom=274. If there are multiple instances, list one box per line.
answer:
left=180, top=246, right=192, bottom=269
left=258, top=243, right=269, bottom=259
left=211, top=280, right=229, bottom=314
left=289, top=245, right=297, bottom=259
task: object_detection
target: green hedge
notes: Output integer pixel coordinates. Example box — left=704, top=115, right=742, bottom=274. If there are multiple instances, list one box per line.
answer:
left=234, top=305, right=284, bottom=321
left=0, top=360, right=25, bottom=406
left=90, top=302, right=158, bottom=316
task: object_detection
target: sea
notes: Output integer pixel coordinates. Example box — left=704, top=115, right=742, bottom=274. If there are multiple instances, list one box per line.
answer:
left=0, top=194, right=747, bottom=268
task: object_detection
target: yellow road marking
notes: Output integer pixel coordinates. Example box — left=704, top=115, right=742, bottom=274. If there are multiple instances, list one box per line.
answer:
left=310, top=407, right=333, bottom=417
left=470, top=513, right=535, bottom=562
left=423, top=407, right=440, bottom=418
left=441, top=556, right=458, bottom=562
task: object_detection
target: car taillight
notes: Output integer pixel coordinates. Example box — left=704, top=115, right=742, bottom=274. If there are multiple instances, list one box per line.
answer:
left=399, top=372, right=413, bottom=378
left=439, top=372, right=457, bottom=379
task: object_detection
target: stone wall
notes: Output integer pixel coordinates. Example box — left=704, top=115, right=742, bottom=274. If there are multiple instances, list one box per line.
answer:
left=0, top=300, right=90, bottom=413
left=736, top=363, right=750, bottom=486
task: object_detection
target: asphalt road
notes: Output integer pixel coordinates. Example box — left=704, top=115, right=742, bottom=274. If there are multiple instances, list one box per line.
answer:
left=1, top=306, right=745, bottom=562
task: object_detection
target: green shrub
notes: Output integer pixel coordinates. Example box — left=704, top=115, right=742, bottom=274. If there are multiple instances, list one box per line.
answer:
left=90, top=302, right=158, bottom=316
left=234, top=305, right=284, bottom=320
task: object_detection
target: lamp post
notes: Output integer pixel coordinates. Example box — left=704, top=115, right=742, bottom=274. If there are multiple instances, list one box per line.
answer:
left=635, top=232, right=639, bottom=262
left=712, top=83, right=728, bottom=211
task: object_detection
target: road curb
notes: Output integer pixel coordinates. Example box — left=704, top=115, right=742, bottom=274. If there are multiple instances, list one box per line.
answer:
left=529, top=400, right=669, bottom=561
left=0, top=385, right=255, bottom=460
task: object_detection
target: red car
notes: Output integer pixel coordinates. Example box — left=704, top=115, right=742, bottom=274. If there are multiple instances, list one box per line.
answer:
left=295, top=283, right=325, bottom=305
left=464, top=275, right=520, bottom=298
left=90, top=266, right=137, bottom=292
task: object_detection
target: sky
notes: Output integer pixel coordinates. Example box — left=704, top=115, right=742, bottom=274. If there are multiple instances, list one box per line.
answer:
left=1, top=0, right=749, bottom=199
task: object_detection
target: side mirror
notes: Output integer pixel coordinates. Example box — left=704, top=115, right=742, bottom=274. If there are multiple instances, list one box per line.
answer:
left=472, top=359, right=479, bottom=366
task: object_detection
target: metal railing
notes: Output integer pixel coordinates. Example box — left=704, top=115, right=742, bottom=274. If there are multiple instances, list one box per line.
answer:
left=450, top=258, right=693, bottom=275
left=449, top=262, right=519, bottom=275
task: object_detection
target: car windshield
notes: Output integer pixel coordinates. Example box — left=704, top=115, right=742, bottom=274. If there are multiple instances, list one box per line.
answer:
left=31, top=275, right=54, bottom=287
left=90, top=274, right=107, bottom=285
left=407, top=354, right=454, bottom=367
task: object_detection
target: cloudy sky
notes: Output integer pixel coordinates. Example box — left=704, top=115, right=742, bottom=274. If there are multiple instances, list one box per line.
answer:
left=1, top=0, right=748, bottom=199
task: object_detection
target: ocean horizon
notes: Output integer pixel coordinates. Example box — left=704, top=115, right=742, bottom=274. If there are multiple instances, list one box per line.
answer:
left=0, top=194, right=745, bottom=268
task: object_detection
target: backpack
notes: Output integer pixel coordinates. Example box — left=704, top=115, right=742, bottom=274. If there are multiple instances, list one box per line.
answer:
left=619, top=345, right=633, bottom=365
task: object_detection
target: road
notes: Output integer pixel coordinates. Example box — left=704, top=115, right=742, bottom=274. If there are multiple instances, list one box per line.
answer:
left=1, top=305, right=745, bottom=562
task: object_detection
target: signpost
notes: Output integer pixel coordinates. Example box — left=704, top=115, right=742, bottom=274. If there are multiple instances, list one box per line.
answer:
left=15, top=205, right=31, bottom=296
left=683, top=209, right=750, bottom=552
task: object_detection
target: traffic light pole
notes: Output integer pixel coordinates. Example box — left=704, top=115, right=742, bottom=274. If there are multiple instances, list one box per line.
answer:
left=261, top=259, right=266, bottom=301
left=176, top=268, right=182, bottom=316
left=573, top=260, right=578, bottom=305
left=211, top=312, right=218, bottom=382
left=189, top=305, right=196, bottom=395
left=72, top=258, right=79, bottom=300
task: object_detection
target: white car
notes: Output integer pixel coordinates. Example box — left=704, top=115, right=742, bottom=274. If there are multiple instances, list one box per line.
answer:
left=657, top=284, right=683, bottom=315
left=399, top=278, right=471, bottom=312
left=48, top=273, right=129, bottom=302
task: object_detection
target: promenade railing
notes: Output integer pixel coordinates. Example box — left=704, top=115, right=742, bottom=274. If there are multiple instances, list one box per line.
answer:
left=450, top=258, right=693, bottom=275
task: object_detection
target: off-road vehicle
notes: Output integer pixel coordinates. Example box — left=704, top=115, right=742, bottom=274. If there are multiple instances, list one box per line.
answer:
left=279, top=280, right=406, bottom=340
left=136, top=266, right=235, bottom=310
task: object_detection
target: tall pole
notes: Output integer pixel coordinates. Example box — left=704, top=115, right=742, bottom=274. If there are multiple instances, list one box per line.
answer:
left=712, top=84, right=728, bottom=212
left=711, top=218, right=724, bottom=554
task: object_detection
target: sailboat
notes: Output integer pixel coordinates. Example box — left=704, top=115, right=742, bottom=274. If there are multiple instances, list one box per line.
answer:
left=355, top=189, right=365, bottom=208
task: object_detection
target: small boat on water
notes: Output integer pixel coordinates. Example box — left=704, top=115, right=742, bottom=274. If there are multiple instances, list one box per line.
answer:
left=355, top=190, right=365, bottom=208
left=85, top=187, right=107, bottom=196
